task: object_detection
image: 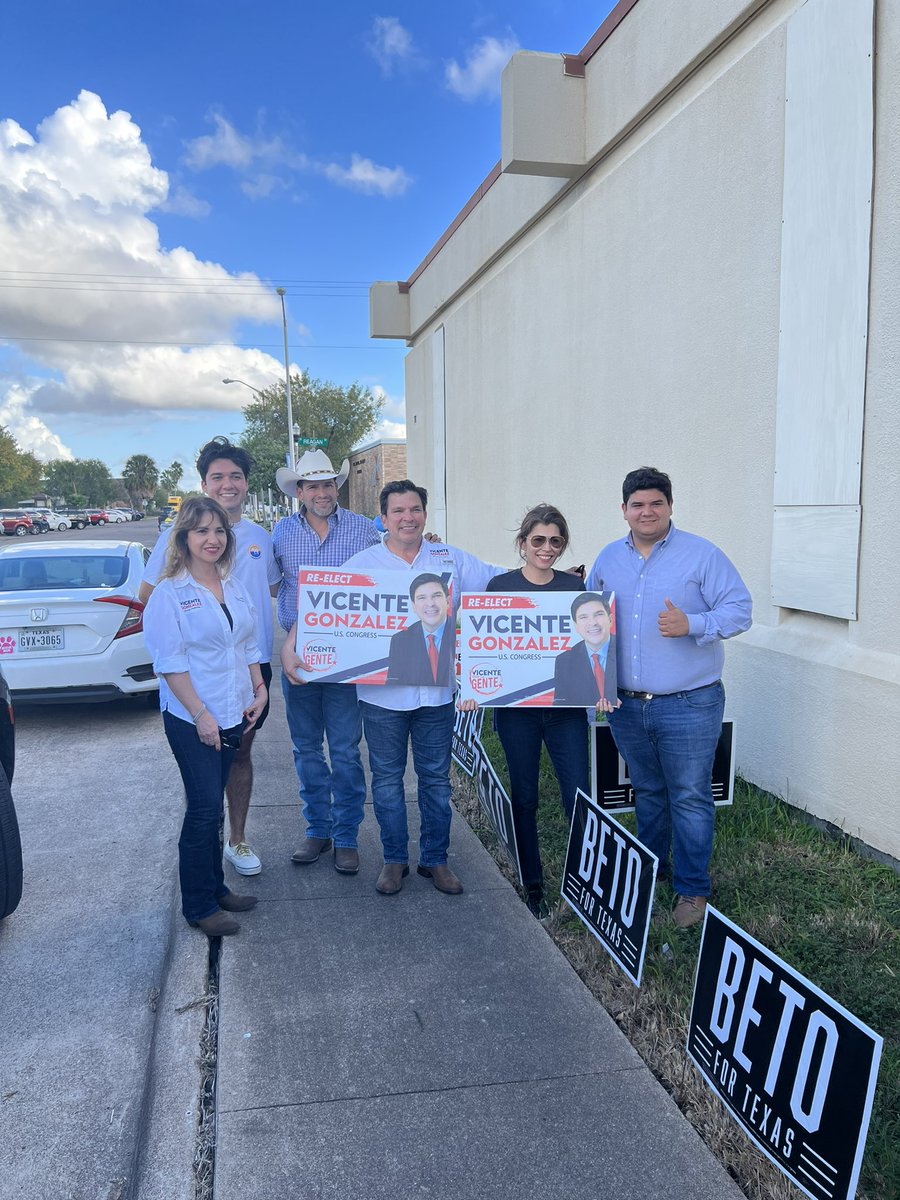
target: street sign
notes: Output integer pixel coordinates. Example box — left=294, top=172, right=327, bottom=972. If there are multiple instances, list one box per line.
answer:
left=297, top=437, right=328, bottom=448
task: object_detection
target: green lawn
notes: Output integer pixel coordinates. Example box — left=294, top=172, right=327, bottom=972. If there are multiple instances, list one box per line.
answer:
left=453, top=728, right=899, bottom=1200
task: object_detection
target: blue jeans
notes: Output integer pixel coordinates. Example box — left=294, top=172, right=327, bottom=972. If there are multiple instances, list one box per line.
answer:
left=495, top=707, right=589, bottom=892
left=164, top=710, right=238, bottom=923
left=608, top=682, right=725, bottom=897
left=281, top=677, right=367, bottom=847
left=359, top=700, right=455, bottom=866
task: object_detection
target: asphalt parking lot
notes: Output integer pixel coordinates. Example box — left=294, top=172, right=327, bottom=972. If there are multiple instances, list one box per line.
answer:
left=0, top=516, right=179, bottom=1198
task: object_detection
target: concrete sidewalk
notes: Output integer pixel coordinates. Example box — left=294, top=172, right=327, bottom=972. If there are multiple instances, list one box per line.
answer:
left=209, top=690, right=744, bottom=1200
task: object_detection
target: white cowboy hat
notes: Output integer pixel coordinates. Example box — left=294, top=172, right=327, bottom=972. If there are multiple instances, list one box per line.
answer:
left=276, top=448, right=349, bottom=497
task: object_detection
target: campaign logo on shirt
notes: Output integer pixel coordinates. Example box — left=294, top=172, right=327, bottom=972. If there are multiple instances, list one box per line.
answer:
left=247, top=544, right=262, bottom=559
left=428, top=547, right=452, bottom=558
left=180, top=597, right=202, bottom=612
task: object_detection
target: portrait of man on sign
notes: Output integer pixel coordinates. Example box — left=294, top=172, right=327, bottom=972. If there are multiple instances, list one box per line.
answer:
left=387, top=572, right=455, bottom=687
left=552, top=591, right=617, bottom=706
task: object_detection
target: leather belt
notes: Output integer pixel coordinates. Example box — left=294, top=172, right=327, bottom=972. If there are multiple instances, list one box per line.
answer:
left=618, top=683, right=720, bottom=701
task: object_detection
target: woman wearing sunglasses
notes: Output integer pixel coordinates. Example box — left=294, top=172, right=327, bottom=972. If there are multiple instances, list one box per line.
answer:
left=483, top=503, right=593, bottom=921
left=144, top=497, right=267, bottom=936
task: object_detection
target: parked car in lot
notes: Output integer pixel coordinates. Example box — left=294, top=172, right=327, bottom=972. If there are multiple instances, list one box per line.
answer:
left=105, top=509, right=130, bottom=523
left=0, top=664, right=21, bottom=921
left=87, top=510, right=111, bottom=526
left=129, top=509, right=145, bottom=521
left=0, top=541, right=158, bottom=703
left=31, top=509, right=70, bottom=531
left=0, top=511, right=34, bottom=537
left=62, top=509, right=92, bottom=530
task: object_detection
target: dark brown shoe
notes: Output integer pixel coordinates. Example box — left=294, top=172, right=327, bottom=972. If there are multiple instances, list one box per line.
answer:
left=189, top=911, right=240, bottom=936
left=376, top=863, right=409, bottom=895
left=291, top=837, right=333, bottom=865
left=417, top=864, right=463, bottom=894
left=219, top=893, right=258, bottom=912
left=334, top=847, right=360, bottom=875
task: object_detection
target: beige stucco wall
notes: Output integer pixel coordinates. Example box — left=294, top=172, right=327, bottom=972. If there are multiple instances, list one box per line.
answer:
left=390, top=0, right=900, bottom=858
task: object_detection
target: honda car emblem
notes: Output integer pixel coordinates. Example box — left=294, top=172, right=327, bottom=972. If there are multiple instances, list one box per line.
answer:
left=30, top=607, right=49, bottom=622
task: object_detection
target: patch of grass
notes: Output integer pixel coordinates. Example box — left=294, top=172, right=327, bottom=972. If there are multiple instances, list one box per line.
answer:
left=454, top=731, right=900, bottom=1200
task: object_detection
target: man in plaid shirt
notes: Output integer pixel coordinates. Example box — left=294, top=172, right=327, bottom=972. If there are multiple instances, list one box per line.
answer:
left=273, top=451, right=379, bottom=876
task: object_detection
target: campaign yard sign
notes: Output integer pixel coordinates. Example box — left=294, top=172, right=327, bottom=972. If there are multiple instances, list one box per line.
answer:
left=591, top=719, right=735, bottom=812
left=560, top=788, right=657, bottom=986
left=471, top=741, right=522, bottom=885
left=688, top=907, right=883, bottom=1200
left=459, top=590, right=617, bottom=707
left=451, top=706, right=484, bottom=776
left=295, top=568, right=455, bottom=686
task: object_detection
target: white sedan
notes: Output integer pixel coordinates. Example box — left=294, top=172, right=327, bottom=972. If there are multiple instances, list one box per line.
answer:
left=32, top=509, right=70, bottom=531
left=0, top=541, right=159, bottom=702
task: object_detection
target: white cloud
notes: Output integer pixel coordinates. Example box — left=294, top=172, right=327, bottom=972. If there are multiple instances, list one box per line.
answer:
left=371, top=385, right=406, bottom=438
left=0, top=382, right=73, bottom=460
left=183, top=112, right=290, bottom=171
left=0, top=91, right=298, bottom=448
left=445, top=35, right=519, bottom=101
left=183, top=111, right=410, bottom=200
left=240, top=173, right=286, bottom=199
left=321, top=154, right=412, bottom=197
left=160, top=186, right=211, bottom=217
left=368, top=17, right=417, bottom=76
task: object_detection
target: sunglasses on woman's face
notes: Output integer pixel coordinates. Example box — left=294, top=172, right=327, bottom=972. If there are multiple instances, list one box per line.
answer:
left=528, top=535, right=565, bottom=549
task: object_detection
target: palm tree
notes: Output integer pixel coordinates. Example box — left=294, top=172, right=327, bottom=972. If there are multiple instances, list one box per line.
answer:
left=122, top=454, right=159, bottom=506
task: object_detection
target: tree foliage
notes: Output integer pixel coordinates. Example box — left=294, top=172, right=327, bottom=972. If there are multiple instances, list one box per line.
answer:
left=44, top=458, right=118, bottom=506
left=240, top=374, right=383, bottom=495
left=159, top=460, right=184, bottom=495
left=0, top=426, right=42, bottom=505
left=122, top=454, right=159, bottom=504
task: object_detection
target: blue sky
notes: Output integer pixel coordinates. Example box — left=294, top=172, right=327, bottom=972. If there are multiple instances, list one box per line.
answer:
left=1, top=1, right=615, bottom=488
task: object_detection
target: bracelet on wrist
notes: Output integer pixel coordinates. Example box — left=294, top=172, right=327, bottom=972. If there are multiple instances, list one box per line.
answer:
left=254, top=681, right=266, bottom=693
left=192, top=703, right=207, bottom=724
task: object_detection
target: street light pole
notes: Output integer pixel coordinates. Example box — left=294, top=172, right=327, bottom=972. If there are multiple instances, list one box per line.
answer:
left=277, top=287, right=295, bottom=469
left=222, top=377, right=262, bottom=396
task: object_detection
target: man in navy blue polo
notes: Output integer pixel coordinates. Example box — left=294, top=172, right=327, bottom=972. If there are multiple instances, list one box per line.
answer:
left=587, top=467, right=752, bottom=928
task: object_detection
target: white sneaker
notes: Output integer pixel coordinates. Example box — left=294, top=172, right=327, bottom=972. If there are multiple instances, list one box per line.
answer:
left=224, top=840, right=262, bottom=875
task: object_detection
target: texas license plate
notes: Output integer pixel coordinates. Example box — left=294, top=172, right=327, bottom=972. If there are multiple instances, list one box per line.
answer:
left=19, top=627, right=64, bottom=651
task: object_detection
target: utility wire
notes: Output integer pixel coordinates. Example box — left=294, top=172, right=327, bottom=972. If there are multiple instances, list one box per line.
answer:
left=0, top=334, right=398, bottom=349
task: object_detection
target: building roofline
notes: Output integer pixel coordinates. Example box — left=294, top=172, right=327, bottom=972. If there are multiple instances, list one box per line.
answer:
left=400, top=0, right=642, bottom=292
left=350, top=437, right=407, bottom=454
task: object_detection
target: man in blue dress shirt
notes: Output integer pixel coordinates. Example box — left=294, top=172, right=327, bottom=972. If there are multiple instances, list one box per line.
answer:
left=587, top=467, right=752, bottom=928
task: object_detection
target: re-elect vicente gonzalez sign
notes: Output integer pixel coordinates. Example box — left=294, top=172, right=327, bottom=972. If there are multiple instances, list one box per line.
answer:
left=459, top=591, right=617, bottom=706
left=295, top=568, right=455, bottom=686
left=688, top=908, right=883, bottom=1200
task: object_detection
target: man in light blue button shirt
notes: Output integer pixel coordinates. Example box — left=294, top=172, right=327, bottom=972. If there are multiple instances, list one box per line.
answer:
left=587, top=467, right=752, bottom=928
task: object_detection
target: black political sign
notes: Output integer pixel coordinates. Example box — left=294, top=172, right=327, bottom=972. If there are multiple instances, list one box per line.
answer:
left=592, top=719, right=735, bottom=812
left=688, top=907, right=882, bottom=1200
left=471, top=741, right=522, bottom=885
left=560, top=787, right=657, bottom=986
left=452, top=706, right=484, bottom=776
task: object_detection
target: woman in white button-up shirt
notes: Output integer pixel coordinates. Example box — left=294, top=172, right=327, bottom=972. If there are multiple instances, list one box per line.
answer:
left=144, top=498, right=267, bottom=937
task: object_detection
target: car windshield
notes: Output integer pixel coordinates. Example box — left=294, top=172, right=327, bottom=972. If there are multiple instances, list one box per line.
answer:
left=0, top=555, right=130, bottom=591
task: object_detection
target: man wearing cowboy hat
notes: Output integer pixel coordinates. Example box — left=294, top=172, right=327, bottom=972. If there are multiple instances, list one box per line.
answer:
left=273, top=449, right=380, bottom=875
